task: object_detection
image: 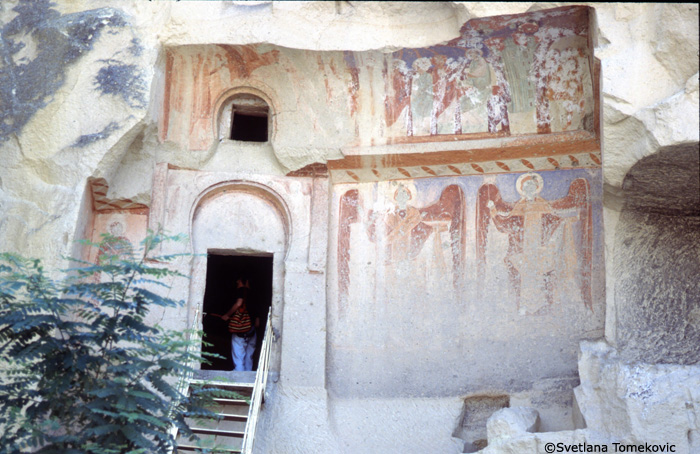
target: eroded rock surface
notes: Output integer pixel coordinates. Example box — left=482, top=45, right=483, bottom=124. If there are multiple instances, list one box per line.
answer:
left=481, top=341, right=700, bottom=454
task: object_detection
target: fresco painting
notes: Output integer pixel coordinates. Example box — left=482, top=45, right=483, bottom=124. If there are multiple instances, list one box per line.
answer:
left=334, top=168, right=601, bottom=344
left=338, top=182, right=465, bottom=318
left=336, top=181, right=468, bottom=350
left=83, top=178, right=149, bottom=269
left=329, top=168, right=603, bottom=397
left=476, top=173, right=592, bottom=314
left=160, top=44, right=282, bottom=150
left=329, top=168, right=603, bottom=396
left=382, top=6, right=594, bottom=138
left=161, top=6, right=594, bottom=151
left=86, top=212, right=149, bottom=282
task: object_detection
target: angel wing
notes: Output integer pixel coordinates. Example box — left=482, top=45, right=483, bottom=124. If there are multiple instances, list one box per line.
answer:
left=551, top=178, right=592, bottom=310
left=384, top=58, right=413, bottom=129
left=338, top=189, right=360, bottom=313
left=420, top=184, right=466, bottom=289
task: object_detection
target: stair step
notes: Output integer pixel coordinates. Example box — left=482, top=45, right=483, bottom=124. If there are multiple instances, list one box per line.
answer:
left=206, top=402, right=249, bottom=415
left=176, top=444, right=241, bottom=453
left=189, top=380, right=253, bottom=400
left=193, top=387, right=253, bottom=395
left=176, top=431, right=244, bottom=450
left=218, top=413, right=248, bottom=422
left=190, top=380, right=254, bottom=393
left=212, top=397, right=249, bottom=405
left=191, top=378, right=254, bottom=387
left=176, top=376, right=255, bottom=453
left=190, top=427, right=245, bottom=438
left=185, top=413, right=247, bottom=434
left=188, top=412, right=247, bottom=422
left=193, top=370, right=256, bottom=385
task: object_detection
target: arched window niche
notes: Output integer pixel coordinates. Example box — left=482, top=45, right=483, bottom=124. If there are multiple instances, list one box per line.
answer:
left=217, top=91, right=272, bottom=143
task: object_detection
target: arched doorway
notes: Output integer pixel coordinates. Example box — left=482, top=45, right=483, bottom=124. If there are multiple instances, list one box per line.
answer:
left=190, top=182, right=290, bottom=374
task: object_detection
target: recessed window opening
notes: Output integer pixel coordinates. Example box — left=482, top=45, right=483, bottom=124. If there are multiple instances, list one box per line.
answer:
left=228, top=94, right=269, bottom=142
left=232, top=111, right=268, bottom=142
left=201, top=253, right=273, bottom=372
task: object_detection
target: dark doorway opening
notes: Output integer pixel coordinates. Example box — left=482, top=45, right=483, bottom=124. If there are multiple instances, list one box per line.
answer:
left=231, top=112, right=268, bottom=142
left=201, top=253, right=272, bottom=371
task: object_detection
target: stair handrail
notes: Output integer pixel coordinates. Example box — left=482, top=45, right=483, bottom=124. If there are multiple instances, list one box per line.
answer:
left=168, top=305, right=202, bottom=451
left=179, top=305, right=202, bottom=402
left=241, top=308, right=273, bottom=454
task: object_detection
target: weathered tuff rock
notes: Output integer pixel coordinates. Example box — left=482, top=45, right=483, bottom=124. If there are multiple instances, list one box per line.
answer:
left=575, top=341, right=700, bottom=451
left=0, top=0, right=154, bottom=262
left=480, top=341, right=700, bottom=454
left=486, top=406, right=540, bottom=442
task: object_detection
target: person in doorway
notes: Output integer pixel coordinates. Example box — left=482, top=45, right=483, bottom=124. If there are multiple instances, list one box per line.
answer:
left=221, top=276, right=259, bottom=371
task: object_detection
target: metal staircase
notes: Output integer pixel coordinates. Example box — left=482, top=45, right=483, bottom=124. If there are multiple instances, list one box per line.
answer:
left=174, top=310, right=273, bottom=454
left=176, top=379, right=253, bottom=453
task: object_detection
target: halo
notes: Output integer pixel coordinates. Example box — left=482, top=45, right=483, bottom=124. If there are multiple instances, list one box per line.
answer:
left=515, top=173, right=544, bottom=197
left=519, top=22, right=539, bottom=34
left=394, top=185, right=413, bottom=201
left=465, top=48, right=483, bottom=59
left=108, top=221, right=125, bottom=236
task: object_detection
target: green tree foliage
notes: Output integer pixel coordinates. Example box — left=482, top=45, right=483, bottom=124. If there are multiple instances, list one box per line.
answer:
left=0, top=232, right=230, bottom=453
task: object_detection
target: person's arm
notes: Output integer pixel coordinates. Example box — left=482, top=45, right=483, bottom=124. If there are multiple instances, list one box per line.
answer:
left=221, top=298, right=244, bottom=321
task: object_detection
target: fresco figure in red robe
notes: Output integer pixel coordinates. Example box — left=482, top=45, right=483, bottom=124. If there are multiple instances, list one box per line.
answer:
left=477, top=173, right=592, bottom=314
left=338, top=183, right=465, bottom=315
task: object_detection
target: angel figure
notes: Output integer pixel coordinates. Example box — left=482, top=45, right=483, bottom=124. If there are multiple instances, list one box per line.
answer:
left=338, top=183, right=466, bottom=310
left=476, top=173, right=592, bottom=314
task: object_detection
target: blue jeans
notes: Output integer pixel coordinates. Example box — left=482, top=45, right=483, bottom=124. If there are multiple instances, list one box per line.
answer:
left=231, top=328, right=257, bottom=371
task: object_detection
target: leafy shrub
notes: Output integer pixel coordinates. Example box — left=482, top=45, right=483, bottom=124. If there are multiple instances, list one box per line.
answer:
left=0, top=232, right=228, bottom=453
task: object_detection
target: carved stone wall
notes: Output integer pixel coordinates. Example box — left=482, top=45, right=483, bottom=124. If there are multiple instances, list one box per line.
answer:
left=612, top=145, right=700, bottom=365
left=329, top=169, right=604, bottom=401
